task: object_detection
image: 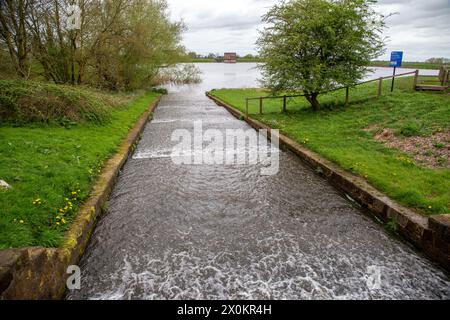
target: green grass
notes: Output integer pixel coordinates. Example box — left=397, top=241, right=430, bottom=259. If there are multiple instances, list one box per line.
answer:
left=210, top=77, right=450, bottom=216
left=370, top=61, right=445, bottom=70
left=0, top=89, right=160, bottom=249
left=189, top=58, right=218, bottom=63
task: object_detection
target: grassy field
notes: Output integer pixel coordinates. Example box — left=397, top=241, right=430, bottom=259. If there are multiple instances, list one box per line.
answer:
left=0, top=81, right=160, bottom=248
left=210, top=77, right=450, bottom=216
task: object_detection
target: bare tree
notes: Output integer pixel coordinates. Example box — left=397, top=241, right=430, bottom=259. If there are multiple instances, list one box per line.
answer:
left=0, top=0, right=32, bottom=78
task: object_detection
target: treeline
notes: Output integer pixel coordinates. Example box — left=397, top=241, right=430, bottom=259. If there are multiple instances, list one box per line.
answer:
left=187, top=52, right=260, bottom=60
left=0, top=0, right=185, bottom=90
left=185, top=52, right=263, bottom=63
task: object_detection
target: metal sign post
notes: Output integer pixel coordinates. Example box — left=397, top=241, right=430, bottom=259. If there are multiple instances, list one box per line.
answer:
left=390, top=51, right=403, bottom=92
left=391, top=66, right=397, bottom=92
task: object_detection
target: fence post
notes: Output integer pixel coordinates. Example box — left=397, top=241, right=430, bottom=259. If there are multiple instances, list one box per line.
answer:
left=378, top=77, right=383, bottom=97
left=345, top=87, right=349, bottom=107
left=413, top=70, right=419, bottom=90
left=259, top=97, right=263, bottom=114
left=442, top=69, right=448, bottom=86
left=245, top=98, right=249, bottom=118
left=282, top=96, right=287, bottom=113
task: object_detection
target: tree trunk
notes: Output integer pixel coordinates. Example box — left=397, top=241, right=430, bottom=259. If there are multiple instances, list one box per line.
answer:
left=77, top=60, right=85, bottom=85
left=0, top=0, right=30, bottom=79
left=305, top=93, right=321, bottom=111
left=71, top=34, right=76, bottom=85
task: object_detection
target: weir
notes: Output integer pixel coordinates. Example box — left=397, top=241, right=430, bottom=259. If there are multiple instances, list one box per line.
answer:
left=67, top=64, right=449, bottom=300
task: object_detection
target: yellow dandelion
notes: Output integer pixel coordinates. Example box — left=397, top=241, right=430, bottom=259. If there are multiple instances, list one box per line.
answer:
left=19, top=220, right=24, bottom=224
left=61, top=218, right=66, bottom=224
left=428, top=206, right=432, bottom=209
left=56, top=222, right=60, bottom=225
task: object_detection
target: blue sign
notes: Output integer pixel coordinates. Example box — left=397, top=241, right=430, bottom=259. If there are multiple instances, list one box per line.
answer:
left=390, top=51, right=403, bottom=67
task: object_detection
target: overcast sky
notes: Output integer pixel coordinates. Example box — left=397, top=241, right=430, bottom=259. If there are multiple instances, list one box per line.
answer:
left=167, top=0, right=450, bottom=61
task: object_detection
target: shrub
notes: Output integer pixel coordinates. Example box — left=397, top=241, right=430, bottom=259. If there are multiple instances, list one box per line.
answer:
left=0, top=80, right=116, bottom=125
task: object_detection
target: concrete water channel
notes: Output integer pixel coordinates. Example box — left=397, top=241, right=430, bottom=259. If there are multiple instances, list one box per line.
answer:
left=67, top=64, right=449, bottom=299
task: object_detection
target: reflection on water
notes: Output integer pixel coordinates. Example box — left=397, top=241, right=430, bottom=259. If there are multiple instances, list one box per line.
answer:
left=182, top=63, right=438, bottom=92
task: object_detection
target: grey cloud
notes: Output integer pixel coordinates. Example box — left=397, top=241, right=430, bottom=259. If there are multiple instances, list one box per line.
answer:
left=376, top=0, right=450, bottom=59
left=187, top=14, right=263, bottom=32
left=168, top=0, right=450, bottom=60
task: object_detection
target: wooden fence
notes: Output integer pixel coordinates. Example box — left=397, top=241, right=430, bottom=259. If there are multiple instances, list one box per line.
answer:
left=244, top=70, right=419, bottom=117
left=415, top=66, right=449, bottom=91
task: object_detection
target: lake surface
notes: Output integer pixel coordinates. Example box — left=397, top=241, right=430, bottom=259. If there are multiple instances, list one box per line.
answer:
left=67, top=63, right=449, bottom=300
left=184, top=63, right=438, bottom=91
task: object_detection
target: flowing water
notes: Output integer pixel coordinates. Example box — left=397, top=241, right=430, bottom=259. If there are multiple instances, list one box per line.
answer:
left=67, top=64, right=449, bottom=300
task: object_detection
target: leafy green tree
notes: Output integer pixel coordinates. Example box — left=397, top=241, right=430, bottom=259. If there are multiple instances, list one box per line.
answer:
left=90, top=0, right=185, bottom=90
left=257, top=0, right=386, bottom=110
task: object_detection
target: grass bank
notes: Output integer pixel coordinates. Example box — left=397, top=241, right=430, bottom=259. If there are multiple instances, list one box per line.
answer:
left=0, top=81, right=161, bottom=248
left=369, top=61, right=444, bottom=70
left=186, top=59, right=442, bottom=69
left=210, top=77, right=450, bottom=216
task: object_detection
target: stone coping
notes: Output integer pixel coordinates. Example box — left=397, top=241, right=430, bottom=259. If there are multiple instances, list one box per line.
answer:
left=206, top=92, right=450, bottom=272
left=0, top=96, right=161, bottom=299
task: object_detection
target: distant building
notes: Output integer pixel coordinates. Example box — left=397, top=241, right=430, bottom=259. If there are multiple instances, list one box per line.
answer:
left=224, top=52, right=237, bottom=63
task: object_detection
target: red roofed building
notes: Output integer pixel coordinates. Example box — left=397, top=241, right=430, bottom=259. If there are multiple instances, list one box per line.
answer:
left=224, top=52, right=237, bottom=63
